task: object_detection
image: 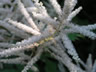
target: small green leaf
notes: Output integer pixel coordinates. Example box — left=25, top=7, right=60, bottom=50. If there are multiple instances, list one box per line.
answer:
left=68, top=33, right=83, bottom=41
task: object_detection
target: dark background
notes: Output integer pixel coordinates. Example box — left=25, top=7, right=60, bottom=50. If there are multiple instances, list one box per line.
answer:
left=66, top=0, right=96, bottom=62
left=72, top=0, right=96, bottom=62
left=57, top=0, right=96, bottom=62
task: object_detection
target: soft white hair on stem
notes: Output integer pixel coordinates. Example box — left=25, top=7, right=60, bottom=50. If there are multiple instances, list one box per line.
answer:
left=86, top=54, right=92, bottom=72
left=0, top=20, right=29, bottom=38
left=49, top=0, right=62, bottom=16
left=61, top=34, right=80, bottom=61
left=62, top=0, right=77, bottom=20
left=81, top=23, right=96, bottom=30
left=15, top=28, right=55, bottom=47
left=0, top=8, right=11, bottom=13
left=0, top=0, right=11, bottom=4
left=48, top=50, right=84, bottom=72
left=69, top=24, right=96, bottom=39
left=0, top=43, right=15, bottom=48
left=22, top=47, right=43, bottom=72
left=92, top=60, right=96, bottom=72
left=21, top=0, right=34, bottom=7
left=0, top=57, right=27, bottom=64
left=32, top=12, right=59, bottom=26
left=0, top=43, right=39, bottom=58
left=17, top=0, right=39, bottom=31
left=0, top=36, right=5, bottom=41
left=67, top=6, right=82, bottom=22
left=7, top=19, right=41, bottom=35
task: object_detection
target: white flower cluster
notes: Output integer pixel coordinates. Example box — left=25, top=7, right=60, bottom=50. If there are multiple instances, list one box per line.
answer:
left=0, top=0, right=96, bottom=72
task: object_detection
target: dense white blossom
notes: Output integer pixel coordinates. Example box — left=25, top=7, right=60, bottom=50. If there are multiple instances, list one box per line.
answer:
left=0, top=0, right=96, bottom=72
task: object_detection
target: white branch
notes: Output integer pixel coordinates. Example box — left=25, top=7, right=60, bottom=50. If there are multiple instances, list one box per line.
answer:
left=7, top=19, right=41, bottom=35
left=17, top=0, right=39, bottom=31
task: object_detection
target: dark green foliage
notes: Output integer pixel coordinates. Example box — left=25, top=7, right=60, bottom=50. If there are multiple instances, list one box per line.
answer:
left=0, top=64, right=24, bottom=72
left=0, top=52, right=59, bottom=72
left=68, top=33, right=82, bottom=41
